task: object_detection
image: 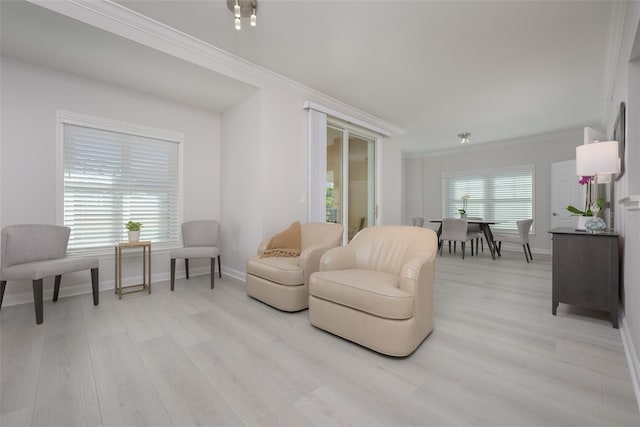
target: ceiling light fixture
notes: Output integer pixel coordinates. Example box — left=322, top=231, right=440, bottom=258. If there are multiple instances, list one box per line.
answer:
left=228, top=0, right=257, bottom=31
left=458, top=132, right=471, bottom=144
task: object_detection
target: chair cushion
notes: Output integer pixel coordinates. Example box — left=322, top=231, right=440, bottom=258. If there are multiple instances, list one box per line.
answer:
left=171, top=246, right=220, bottom=259
left=246, top=256, right=303, bottom=286
left=309, top=269, right=414, bottom=320
left=0, top=256, right=98, bottom=281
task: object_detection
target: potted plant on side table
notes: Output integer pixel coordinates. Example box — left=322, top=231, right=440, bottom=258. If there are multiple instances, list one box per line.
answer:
left=126, top=221, right=142, bottom=242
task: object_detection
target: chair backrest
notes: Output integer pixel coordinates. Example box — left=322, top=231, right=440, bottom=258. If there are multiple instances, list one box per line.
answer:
left=347, top=226, right=437, bottom=275
left=516, top=219, right=533, bottom=244
left=467, top=217, right=482, bottom=233
left=301, top=222, right=343, bottom=251
left=182, top=220, right=220, bottom=247
left=1, top=224, right=70, bottom=269
left=441, top=218, right=469, bottom=242
left=412, top=217, right=424, bottom=227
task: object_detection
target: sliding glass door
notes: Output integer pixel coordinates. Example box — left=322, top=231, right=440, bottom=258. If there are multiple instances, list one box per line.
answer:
left=326, top=124, right=376, bottom=242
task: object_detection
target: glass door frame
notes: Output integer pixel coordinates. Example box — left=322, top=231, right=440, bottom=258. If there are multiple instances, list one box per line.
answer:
left=326, top=118, right=380, bottom=244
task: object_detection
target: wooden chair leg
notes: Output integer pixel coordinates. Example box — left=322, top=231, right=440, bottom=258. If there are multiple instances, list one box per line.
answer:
left=185, top=259, right=190, bottom=280
left=454, top=242, right=457, bottom=253
left=497, top=241, right=502, bottom=256
left=53, top=275, right=62, bottom=302
left=527, top=244, right=533, bottom=260
left=522, top=245, right=530, bottom=263
left=217, top=255, right=222, bottom=278
left=91, top=268, right=99, bottom=306
left=481, top=238, right=484, bottom=252
left=0, top=280, right=6, bottom=310
left=471, top=240, right=474, bottom=256
left=170, top=258, right=176, bottom=291
left=32, top=279, right=43, bottom=324
left=462, top=242, right=466, bottom=259
left=210, top=258, right=215, bottom=289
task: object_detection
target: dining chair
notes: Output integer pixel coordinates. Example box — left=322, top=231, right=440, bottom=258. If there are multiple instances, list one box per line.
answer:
left=440, top=218, right=476, bottom=259
left=412, top=217, right=425, bottom=227
left=494, top=219, right=534, bottom=263
left=467, top=217, right=484, bottom=253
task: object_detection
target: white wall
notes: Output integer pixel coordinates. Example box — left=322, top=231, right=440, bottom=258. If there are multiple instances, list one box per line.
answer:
left=220, top=90, right=264, bottom=276
left=402, top=128, right=582, bottom=252
left=609, top=0, right=640, bottom=403
left=379, top=136, right=403, bottom=226
left=220, top=85, right=404, bottom=279
left=0, top=57, right=221, bottom=303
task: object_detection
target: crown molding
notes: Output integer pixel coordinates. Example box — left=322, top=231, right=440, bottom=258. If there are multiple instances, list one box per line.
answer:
left=27, top=0, right=404, bottom=135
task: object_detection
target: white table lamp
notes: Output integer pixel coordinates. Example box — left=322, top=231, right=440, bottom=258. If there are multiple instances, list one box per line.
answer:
left=576, top=140, right=620, bottom=178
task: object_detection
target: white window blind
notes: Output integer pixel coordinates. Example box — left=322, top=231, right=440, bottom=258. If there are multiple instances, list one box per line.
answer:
left=442, top=166, right=534, bottom=233
left=63, top=123, right=181, bottom=254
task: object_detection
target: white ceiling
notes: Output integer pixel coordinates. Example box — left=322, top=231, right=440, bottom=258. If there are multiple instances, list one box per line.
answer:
left=1, top=0, right=619, bottom=153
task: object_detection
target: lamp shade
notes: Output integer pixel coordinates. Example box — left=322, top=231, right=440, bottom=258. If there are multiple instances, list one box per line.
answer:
left=576, top=140, right=619, bottom=176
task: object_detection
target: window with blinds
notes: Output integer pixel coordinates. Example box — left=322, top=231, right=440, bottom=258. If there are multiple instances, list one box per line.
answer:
left=442, top=166, right=534, bottom=233
left=61, top=115, right=182, bottom=254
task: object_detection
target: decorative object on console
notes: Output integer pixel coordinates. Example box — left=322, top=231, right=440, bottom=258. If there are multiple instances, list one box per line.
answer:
left=457, top=194, right=470, bottom=217
left=458, top=132, right=470, bottom=144
left=227, top=0, right=257, bottom=30
left=570, top=140, right=620, bottom=231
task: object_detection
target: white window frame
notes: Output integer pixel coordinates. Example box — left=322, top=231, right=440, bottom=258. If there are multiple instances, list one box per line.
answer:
left=56, top=110, right=184, bottom=254
left=441, top=165, right=535, bottom=234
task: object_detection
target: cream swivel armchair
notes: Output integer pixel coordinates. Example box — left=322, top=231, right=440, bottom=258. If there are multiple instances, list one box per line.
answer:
left=170, top=220, right=221, bottom=290
left=246, top=222, right=343, bottom=312
left=0, top=224, right=99, bottom=324
left=308, top=226, right=437, bottom=357
left=494, top=219, right=534, bottom=263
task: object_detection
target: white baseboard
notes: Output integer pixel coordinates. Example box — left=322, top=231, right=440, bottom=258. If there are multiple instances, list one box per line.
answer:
left=620, top=309, right=640, bottom=413
left=2, top=264, right=244, bottom=307
left=222, top=266, right=246, bottom=283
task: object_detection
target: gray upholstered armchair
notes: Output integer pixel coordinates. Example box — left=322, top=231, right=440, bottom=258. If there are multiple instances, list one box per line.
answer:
left=170, top=220, right=221, bottom=290
left=0, top=224, right=99, bottom=324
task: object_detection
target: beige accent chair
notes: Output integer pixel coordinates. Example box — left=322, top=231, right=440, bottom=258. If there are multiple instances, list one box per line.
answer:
left=308, top=226, right=437, bottom=357
left=246, top=222, right=343, bottom=312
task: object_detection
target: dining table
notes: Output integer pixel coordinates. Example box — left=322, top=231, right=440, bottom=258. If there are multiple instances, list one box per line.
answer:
left=429, top=219, right=499, bottom=260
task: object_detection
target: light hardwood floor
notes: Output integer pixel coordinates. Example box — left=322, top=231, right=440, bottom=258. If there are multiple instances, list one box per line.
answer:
left=1, top=250, right=639, bottom=426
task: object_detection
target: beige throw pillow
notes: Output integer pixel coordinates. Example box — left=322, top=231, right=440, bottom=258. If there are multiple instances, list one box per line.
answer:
left=260, top=221, right=302, bottom=258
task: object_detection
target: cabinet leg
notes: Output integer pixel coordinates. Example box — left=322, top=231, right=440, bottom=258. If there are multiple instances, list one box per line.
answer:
left=552, top=301, right=558, bottom=315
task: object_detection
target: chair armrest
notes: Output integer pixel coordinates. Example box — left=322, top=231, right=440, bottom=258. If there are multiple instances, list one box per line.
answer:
left=319, top=246, right=356, bottom=272
left=299, top=244, right=337, bottom=285
left=399, top=252, right=435, bottom=295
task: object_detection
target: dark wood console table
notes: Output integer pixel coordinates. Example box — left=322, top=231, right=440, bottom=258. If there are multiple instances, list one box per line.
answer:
left=548, top=227, right=619, bottom=328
